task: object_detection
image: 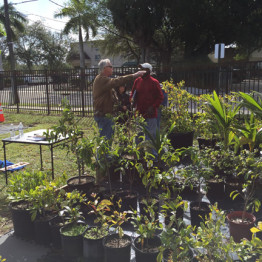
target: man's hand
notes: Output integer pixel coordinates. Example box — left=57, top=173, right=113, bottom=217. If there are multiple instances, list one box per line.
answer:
left=133, top=71, right=146, bottom=78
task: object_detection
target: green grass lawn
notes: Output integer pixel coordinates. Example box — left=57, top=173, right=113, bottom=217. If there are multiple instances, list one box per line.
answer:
left=0, top=112, right=95, bottom=235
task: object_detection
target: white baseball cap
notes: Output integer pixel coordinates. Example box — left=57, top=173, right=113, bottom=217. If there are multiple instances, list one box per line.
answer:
left=139, top=63, right=152, bottom=72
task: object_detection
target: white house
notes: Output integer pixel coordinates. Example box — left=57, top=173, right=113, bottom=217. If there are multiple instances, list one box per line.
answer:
left=67, top=41, right=128, bottom=68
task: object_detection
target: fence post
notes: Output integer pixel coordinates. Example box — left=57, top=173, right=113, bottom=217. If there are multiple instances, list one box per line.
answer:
left=80, top=68, right=85, bottom=117
left=45, top=69, right=50, bottom=115
left=14, top=70, right=19, bottom=113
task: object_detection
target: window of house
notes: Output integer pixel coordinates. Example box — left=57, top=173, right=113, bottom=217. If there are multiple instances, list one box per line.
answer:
left=95, top=55, right=101, bottom=60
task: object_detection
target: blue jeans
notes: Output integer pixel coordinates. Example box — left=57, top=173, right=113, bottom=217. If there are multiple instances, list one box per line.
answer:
left=156, top=108, right=161, bottom=131
left=145, top=118, right=157, bottom=141
left=94, top=115, right=114, bottom=141
left=138, top=118, right=158, bottom=159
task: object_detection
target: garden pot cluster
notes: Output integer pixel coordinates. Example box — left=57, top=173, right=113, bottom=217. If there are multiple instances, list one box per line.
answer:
left=7, top=88, right=262, bottom=261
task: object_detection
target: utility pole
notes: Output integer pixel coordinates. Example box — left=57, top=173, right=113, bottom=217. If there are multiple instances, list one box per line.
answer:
left=4, top=0, right=19, bottom=104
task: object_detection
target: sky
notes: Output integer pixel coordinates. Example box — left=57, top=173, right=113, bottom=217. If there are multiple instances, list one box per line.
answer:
left=9, top=0, right=69, bottom=33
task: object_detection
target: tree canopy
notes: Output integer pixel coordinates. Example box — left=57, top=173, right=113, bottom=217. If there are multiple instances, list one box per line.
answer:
left=14, top=22, right=71, bottom=70
left=105, top=0, right=262, bottom=67
left=0, top=2, right=26, bottom=41
left=55, top=0, right=99, bottom=68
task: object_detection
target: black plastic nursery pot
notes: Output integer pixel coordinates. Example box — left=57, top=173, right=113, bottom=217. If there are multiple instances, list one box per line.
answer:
left=168, top=131, right=194, bottom=150
left=179, top=183, right=199, bottom=201
left=49, top=215, right=63, bottom=249
left=83, top=226, right=108, bottom=261
left=67, top=175, right=95, bottom=194
left=60, top=222, right=87, bottom=258
left=206, top=178, right=225, bottom=203
left=103, top=233, right=132, bottom=262
left=133, top=235, right=161, bottom=262
left=197, top=137, right=217, bottom=150
left=226, top=211, right=256, bottom=243
left=190, top=201, right=210, bottom=229
left=9, top=200, right=34, bottom=240
left=224, top=177, right=243, bottom=201
left=118, top=190, right=138, bottom=212
left=34, top=213, right=55, bottom=246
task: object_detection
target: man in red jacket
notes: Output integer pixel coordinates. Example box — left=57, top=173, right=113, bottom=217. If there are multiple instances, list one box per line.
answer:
left=130, top=63, right=164, bottom=158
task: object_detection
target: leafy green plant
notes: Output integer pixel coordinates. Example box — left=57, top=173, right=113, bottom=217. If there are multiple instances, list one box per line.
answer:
left=176, top=147, right=213, bottom=205
left=106, top=198, right=131, bottom=248
left=93, top=129, right=120, bottom=192
left=113, top=114, right=144, bottom=192
left=162, top=80, right=196, bottom=133
left=160, top=193, right=187, bottom=229
left=7, top=170, right=68, bottom=221
left=194, top=111, right=218, bottom=139
left=60, top=222, right=87, bottom=237
left=235, top=113, right=262, bottom=152
left=202, top=91, right=240, bottom=149
left=157, top=223, right=194, bottom=262
left=142, top=122, right=180, bottom=169
left=59, top=205, right=85, bottom=225
left=194, top=205, right=240, bottom=261
left=28, top=179, right=67, bottom=221
left=230, top=151, right=261, bottom=220
left=84, top=196, right=112, bottom=240
left=7, top=170, right=54, bottom=201
left=45, top=99, right=84, bottom=183
left=238, top=91, right=262, bottom=119
left=131, top=199, right=162, bottom=252
left=203, top=147, right=239, bottom=178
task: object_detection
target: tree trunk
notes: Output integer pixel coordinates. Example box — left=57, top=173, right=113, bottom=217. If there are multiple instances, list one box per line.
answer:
left=78, top=24, right=85, bottom=69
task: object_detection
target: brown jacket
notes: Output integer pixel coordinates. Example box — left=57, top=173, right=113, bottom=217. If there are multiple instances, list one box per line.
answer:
left=93, top=74, right=134, bottom=115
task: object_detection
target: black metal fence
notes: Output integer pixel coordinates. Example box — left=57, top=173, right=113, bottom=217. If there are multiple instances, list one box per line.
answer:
left=0, top=61, right=262, bottom=116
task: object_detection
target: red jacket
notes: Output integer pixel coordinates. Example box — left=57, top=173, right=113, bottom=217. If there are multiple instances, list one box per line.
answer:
left=130, top=74, right=164, bottom=118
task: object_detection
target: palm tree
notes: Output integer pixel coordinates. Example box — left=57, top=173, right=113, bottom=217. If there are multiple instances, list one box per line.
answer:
left=0, top=3, right=27, bottom=40
left=55, top=0, right=98, bottom=69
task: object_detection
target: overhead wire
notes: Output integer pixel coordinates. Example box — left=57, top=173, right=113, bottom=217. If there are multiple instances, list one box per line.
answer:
left=12, top=0, right=38, bottom=5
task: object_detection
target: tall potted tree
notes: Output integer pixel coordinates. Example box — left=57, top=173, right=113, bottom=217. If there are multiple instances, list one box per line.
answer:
left=162, top=80, right=196, bottom=150
left=46, top=99, right=95, bottom=194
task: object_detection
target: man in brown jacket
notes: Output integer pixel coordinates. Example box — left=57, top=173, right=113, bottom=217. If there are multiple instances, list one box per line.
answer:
left=93, top=58, right=145, bottom=140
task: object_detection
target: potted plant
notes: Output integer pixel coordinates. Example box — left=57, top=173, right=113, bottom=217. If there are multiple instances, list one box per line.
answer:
left=7, top=170, right=66, bottom=240
left=227, top=151, right=262, bottom=243
left=45, top=99, right=95, bottom=194
left=157, top=218, right=194, bottom=262
left=131, top=201, right=163, bottom=262
left=238, top=91, right=262, bottom=119
left=49, top=189, right=86, bottom=249
left=59, top=205, right=88, bottom=258
left=160, top=191, right=186, bottom=229
left=83, top=196, right=112, bottom=261
left=29, top=179, right=66, bottom=245
left=194, top=205, right=241, bottom=261
left=234, top=112, right=262, bottom=155
left=201, top=91, right=240, bottom=150
left=102, top=198, right=132, bottom=262
left=194, top=110, right=218, bottom=149
left=113, top=115, right=144, bottom=209
left=177, top=147, right=213, bottom=229
left=162, top=80, right=197, bottom=150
